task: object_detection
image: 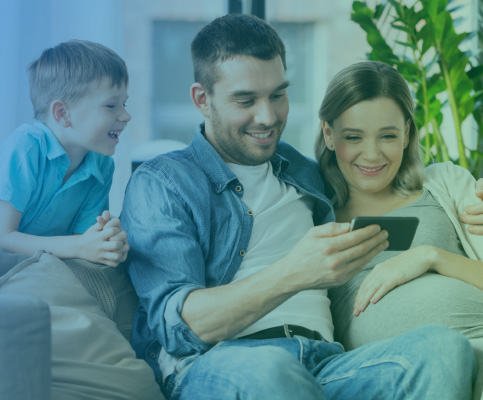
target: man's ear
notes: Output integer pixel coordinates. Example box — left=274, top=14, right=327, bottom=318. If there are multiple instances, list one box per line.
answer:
left=51, top=100, right=71, bottom=127
left=190, top=83, right=211, bottom=118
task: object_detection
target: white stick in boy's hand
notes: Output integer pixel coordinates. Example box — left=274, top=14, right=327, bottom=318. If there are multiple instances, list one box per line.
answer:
left=460, top=178, right=483, bottom=235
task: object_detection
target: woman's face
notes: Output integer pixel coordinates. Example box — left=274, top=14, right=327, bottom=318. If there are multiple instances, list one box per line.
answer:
left=323, top=97, right=409, bottom=198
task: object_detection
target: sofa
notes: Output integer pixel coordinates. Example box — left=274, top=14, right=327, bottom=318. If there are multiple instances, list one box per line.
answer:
left=0, top=249, right=165, bottom=400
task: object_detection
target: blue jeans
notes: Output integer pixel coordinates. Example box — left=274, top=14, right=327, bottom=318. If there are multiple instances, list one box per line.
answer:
left=163, top=325, right=476, bottom=399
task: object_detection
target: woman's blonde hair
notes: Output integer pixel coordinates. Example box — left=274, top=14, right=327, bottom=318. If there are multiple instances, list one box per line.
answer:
left=315, top=61, right=425, bottom=208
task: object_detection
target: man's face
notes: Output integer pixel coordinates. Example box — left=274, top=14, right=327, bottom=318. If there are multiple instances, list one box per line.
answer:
left=204, top=56, right=289, bottom=165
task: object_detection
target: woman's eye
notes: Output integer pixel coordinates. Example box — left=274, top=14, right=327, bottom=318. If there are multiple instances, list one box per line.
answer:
left=106, top=104, right=116, bottom=109
left=382, top=134, right=397, bottom=140
left=345, top=136, right=361, bottom=141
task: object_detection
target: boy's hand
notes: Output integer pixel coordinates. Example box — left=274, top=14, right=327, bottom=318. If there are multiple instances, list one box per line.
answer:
left=82, top=211, right=129, bottom=267
left=460, top=178, right=483, bottom=235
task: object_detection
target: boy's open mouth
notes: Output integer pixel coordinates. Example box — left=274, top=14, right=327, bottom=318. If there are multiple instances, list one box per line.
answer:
left=108, top=131, right=121, bottom=140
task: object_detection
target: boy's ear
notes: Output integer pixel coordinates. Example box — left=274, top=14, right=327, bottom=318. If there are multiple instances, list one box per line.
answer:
left=190, top=83, right=211, bottom=118
left=51, top=100, right=71, bottom=127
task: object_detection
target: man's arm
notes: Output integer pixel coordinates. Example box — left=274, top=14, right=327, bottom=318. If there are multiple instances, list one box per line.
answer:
left=123, top=163, right=388, bottom=355
left=0, top=200, right=127, bottom=266
left=181, top=222, right=388, bottom=343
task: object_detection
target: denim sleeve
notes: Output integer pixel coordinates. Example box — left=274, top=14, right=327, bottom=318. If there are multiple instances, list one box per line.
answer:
left=121, top=163, right=212, bottom=357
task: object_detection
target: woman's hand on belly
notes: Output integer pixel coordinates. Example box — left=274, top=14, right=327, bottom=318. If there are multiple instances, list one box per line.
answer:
left=353, top=245, right=437, bottom=316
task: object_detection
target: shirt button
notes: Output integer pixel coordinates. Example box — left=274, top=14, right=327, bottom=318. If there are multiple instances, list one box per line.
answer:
left=247, top=210, right=253, bottom=216
left=156, top=376, right=162, bottom=384
left=46, top=209, right=53, bottom=215
left=62, top=157, right=68, bottom=163
left=235, top=185, right=242, bottom=192
left=149, top=352, right=156, bottom=359
left=239, top=250, right=246, bottom=256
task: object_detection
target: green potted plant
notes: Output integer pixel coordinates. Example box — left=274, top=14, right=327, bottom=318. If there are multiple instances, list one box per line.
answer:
left=351, top=0, right=483, bottom=177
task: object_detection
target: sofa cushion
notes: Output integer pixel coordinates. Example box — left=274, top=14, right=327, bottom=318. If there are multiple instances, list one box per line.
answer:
left=0, top=250, right=164, bottom=400
left=63, top=258, right=138, bottom=341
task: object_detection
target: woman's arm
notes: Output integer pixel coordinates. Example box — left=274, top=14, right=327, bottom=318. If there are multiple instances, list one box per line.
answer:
left=353, top=245, right=483, bottom=316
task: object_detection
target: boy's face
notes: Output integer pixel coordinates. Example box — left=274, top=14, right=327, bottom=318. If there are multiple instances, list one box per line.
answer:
left=63, top=77, right=130, bottom=157
left=203, top=55, right=289, bottom=166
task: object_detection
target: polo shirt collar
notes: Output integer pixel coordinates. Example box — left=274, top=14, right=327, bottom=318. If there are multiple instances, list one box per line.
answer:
left=33, top=120, right=105, bottom=184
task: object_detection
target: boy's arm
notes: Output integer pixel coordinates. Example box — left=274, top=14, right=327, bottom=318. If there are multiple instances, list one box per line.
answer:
left=0, top=200, right=127, bottom=267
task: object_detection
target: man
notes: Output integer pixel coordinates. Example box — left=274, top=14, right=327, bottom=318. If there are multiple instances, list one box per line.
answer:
left=121, top=14, right=476, bottom=399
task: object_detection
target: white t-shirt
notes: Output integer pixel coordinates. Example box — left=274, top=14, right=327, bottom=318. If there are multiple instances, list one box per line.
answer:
left=159, top=161, right=334, bottom=380
left=227, top=162, right=334, bottom=342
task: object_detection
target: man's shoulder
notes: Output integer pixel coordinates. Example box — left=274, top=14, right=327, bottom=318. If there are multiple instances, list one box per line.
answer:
left=276, top=141, right=321, bottom=183
left=276, top=141, right=317, bottom=168
left=130, top=146, right=211, bottom=190
left=139, top=146, right=196, bottom=174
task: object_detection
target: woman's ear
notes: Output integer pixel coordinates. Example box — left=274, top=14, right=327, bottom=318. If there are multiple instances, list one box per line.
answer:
left=404, top=120, right=411, bottom=148
left=190, top=83, right=211, bottom=118
left=51, top=100, right=71, bottom=127
left=321, top=121, right=334, bottom=150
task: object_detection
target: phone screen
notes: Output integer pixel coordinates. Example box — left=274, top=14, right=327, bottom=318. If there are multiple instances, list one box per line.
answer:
left=350, top=216, right=419, bottom=251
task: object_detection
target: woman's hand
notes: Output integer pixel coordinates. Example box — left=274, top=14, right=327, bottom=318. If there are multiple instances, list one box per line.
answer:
left=460, top=178, right=483, bottom=235
left=353, top=245, right=437, bottom=316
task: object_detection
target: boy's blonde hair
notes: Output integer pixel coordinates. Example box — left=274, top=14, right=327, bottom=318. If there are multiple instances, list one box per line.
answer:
left=28, top=40, right=129, bottom=120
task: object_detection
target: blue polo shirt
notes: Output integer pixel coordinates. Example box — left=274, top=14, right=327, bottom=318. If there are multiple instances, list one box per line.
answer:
left=0, top=121, right=114, bottom=235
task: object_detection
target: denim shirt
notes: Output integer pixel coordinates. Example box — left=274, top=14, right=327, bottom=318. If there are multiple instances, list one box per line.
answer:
left=121, top=124, right=335, bottom=382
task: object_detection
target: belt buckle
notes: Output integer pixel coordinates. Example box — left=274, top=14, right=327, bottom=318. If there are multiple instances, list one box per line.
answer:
left=283, top=324, right=294, bottom=338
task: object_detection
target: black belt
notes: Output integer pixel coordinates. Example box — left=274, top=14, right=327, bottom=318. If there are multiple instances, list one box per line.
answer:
left=238, top=324, right=323, bottom=341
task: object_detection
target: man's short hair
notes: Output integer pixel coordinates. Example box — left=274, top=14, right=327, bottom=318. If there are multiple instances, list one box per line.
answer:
left=191, top=13, right=286, bottom=94
left=28, top=40, right=129, bottom=120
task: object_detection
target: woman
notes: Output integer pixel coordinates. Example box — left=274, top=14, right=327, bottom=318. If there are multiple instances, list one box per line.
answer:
left=315, top=61, right=483, bottom=399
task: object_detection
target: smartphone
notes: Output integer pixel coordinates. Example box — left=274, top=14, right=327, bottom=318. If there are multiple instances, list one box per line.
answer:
left=350, top=216, right=419, bottom=251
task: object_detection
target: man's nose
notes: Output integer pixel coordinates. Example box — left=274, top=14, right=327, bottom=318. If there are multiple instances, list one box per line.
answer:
left=253, top=99, right=276, bottom=127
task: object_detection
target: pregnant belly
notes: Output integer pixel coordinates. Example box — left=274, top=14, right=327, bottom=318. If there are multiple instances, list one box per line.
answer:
left=330, top=272, right=483, bottom=351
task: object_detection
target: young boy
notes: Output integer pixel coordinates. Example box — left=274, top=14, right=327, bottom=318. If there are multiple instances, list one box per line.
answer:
left=0, top=40, right=130, bottom=267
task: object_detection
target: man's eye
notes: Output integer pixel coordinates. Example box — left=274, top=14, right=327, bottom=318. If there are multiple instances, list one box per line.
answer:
left=237, top=100, right=254, bottom=106
left=106, top=104, right=116, bottom=109
left=270, top=93, right=285, bottom=100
